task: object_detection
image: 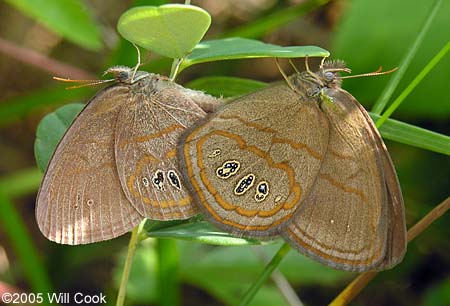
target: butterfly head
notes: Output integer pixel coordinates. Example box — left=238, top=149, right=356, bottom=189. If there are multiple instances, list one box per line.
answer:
left=103, top=66, right=149, bottom=84
left=317, top=60, right=351, bottom=89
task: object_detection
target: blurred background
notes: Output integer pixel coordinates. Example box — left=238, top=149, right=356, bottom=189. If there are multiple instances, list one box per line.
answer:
left=0, top=0, right=449, bottom=305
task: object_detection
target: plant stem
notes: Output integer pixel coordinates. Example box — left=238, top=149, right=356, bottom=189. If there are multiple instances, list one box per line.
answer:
left=170, top=58, right=184, bottom=81
left=239, top=242, right=291, bottom=306
left=270, top=269, right=304, bottom=306
left=251, top=246, right=304, bottom=306
left=406, top=196, right=450, bottom=242
left=116, top=221, right=145, bottom=306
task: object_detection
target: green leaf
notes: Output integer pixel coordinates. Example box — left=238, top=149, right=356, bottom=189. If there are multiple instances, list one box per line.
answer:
left=117, top=4, right=211, bottom=58
left=34, top=103, right=84, bottom=172
left=180, top=37, right=329, bottom=72
left=148, top=221, right=271, bottom=246
left=370, top=113, right=450, bottom=156
left=185, top=76, right=267, bottom=97
left=143, top=219, right=193, bottom=234
left=4, top=0, right=102, bottom=50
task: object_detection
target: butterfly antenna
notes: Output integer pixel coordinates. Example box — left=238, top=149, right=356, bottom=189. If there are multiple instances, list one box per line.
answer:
left=341, top=67, right=398, bottom=79
left=275, top=58, right=298, bottom=93
left=53, top=77, right=115, bottom=89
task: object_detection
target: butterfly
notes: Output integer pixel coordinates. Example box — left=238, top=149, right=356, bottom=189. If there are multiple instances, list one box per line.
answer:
left=36, top=65, right=221, bottom=244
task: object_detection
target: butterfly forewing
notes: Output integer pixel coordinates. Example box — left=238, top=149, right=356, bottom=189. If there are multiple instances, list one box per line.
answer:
left=36, top=86, right=143, bottom=244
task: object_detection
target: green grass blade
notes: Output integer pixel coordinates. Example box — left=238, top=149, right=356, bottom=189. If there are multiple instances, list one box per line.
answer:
left=370, top=113, right=450, bottom=156
left=371, top=0, right=443, bottom=115
left=0, top=193, right=53, bottom=293
left=376, top=39, right=450, bottom=128
left=238, top=243, right=291, bottom=306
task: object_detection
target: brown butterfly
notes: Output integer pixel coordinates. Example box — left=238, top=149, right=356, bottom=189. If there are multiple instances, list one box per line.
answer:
left=179, top=59, right=406, bottom=272
left=36, top=65, right=220, bottom=244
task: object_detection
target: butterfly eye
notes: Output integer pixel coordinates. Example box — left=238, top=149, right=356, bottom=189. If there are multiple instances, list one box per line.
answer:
left=324, top=71, right=335, bottom=81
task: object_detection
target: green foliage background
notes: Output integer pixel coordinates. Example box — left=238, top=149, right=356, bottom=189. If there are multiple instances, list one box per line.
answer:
left=0, top=0, right=448, bottom=306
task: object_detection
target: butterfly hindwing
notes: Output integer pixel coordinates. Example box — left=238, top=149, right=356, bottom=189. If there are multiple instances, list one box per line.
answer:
left=36, top=85, right=143, bottom=245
